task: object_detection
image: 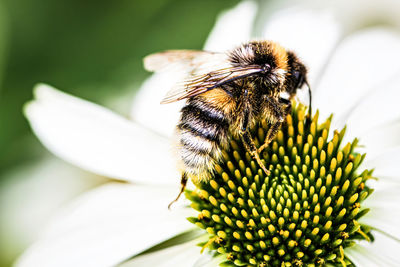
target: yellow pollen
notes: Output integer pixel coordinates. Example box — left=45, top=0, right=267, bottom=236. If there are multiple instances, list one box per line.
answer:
left=201, top=236, right=218, bottom=253
left=341, top=232, right=349, bottom=239
left=353, top=220, right=371, bottom=242
left=227, top=253, right=234, bottom=260
left=293, top=259, right=303, bottom=266
left=339, top=246, right=346, bottom=267
left=215, top=237, right=223, bottom=244
left=199, top=191, right=207, bottom=199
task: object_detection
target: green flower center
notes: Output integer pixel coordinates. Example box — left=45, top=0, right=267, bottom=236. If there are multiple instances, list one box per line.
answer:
left=186, top=103, right=374, bottom=267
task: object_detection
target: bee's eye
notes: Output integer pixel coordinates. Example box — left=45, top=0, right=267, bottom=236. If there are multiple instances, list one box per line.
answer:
left=293, top=70, right=304, bottom=89
left=263, top=63, right=271, bottom=72
left=293, top=70, right=300, bottom=80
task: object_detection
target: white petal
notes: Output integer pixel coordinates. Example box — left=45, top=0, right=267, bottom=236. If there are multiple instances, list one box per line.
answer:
left=120, top=235, right=224, bottom=267
left=0, top=157, right=103, bottom=259
left=359, top=179, right=400, bottom=240
left=328, top=0, right=400, bottom=32
left=204, top=1, right=258, bottom=51
left=315, top=28, right=400, bottom=121
left=362, top=147, right=400, bottom=182
left=346, top=231, right=400, bottom=266
left=261, top=6, right=341, bottom=88
left=16, top=183, right=194, bottom=267
left=342, top=75, right=400, bottom=140
left=356, top=120, right=400, bottom=159
left=119, top=239, right=201, bottom=267
left=130, top=1, right=258, bottom=137
left=130, top=71, right=185, bottom=138
left=193, top=253, right=226, bottom=267
left=25, top=84, right=179, bottom=185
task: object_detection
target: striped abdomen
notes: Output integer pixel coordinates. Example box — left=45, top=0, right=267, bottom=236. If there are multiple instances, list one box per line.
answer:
left=177, top=97, right=230, bottom=182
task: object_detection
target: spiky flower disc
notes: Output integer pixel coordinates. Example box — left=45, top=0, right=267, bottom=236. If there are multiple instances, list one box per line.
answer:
left=186, top=103, right=374, bottom=266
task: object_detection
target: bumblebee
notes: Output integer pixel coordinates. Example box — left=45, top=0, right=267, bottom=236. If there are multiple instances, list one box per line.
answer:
left=144, top=41, right=310, bottom=207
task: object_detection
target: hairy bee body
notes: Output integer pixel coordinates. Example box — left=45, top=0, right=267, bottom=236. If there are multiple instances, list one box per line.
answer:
left=144, top=40, right=310, bottom=205
left=176, top=79, right=289, bottom=183
left=177, top=91, right=228, bottom=182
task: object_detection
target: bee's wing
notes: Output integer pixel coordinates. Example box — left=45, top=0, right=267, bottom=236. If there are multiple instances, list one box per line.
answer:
left=160, top=66, right=265, bottom=104
left=144, top=50, right=264, bottom=104
left=144, top=50, right=217, bottom=72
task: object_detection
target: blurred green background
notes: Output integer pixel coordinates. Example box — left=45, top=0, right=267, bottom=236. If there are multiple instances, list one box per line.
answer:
left=0, top=0, right=239, bottom=266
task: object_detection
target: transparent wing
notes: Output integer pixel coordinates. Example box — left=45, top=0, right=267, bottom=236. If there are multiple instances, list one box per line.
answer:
left=143, top=50, right=218, bottom=72
left=143, top=50, right=264, bottom=104
left=160, top=66, right=264, bottom=104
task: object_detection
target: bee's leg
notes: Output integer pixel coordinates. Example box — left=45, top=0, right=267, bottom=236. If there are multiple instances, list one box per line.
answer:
left=257, top=121, right=282, bottom=154
left=241, top=131, right=271, bottom=175
left=168, top=172, right=188, bottom=209
left=258, top=98, right=291, bottom=153
left=239, top=91, right=269, bottom=175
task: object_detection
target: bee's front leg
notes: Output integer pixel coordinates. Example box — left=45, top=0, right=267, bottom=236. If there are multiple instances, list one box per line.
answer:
left=258, top=97, right=291, bottom=154
left=241, top=131, right=271, bottom=175
left=257, top=121, right=282, bottom=154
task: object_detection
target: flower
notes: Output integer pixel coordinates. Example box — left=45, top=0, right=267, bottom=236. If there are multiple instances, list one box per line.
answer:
left=17, top=1, right=400, bottom=266
left=187, top=103, right=375, bottom=266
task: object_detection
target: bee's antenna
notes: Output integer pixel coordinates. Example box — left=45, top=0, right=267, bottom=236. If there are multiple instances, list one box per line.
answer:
left=305, top=80, right=312, bottom=118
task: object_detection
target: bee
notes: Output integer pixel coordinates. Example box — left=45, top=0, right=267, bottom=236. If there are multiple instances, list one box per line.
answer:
left=144, top=41, right=310, bottom=207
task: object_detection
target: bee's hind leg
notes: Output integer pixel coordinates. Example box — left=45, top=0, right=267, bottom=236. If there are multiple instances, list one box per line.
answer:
left=241, top=131, right=270, bottom=175
left=168, top=172, right=188, bottom=209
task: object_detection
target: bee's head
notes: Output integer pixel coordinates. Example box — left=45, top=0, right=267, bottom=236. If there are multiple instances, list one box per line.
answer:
left=229, top=41, right=289, bottom=89
left=284, top=51, right=308, bottom=98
